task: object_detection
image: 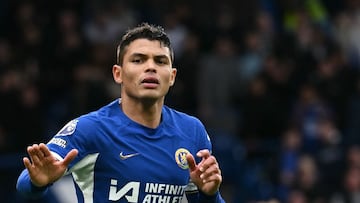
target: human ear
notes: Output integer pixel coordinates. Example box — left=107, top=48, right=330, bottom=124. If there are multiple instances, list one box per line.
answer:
left=112, top=65, right=122, bottom=84
left=170, top=68, right=177, bottom=86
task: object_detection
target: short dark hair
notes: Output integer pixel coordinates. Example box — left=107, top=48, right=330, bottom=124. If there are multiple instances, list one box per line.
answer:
left=116, top=22, right=174, bottom=65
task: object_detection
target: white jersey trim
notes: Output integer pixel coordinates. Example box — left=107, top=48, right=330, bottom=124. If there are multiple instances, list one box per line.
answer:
left=50, top=151, right=64, bottom=161
left=70, top=153, right=100, bottom=203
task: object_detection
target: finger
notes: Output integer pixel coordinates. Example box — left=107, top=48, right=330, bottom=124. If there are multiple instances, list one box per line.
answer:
left=27, top=145, right=42, bottom=166
left=205, top=162, right=220, bottom=174
left=23, top=157, right=39, bottom=178
left=27, top=144, right=37, bottom=155
left=196, top=149, right=211, bottom=160
left=62, top=149, right=78, bottom=167
left=35, top=148, right=45, bottom=159
left=23, top=157, right=32, bottom=169
left=200, top=164, right=221, bottom=181
left=203, top=156, right=218, bottom=166
left=30, top=153, right=42, bottom=167
left=202, top=173, right=222, bottom=184
left=198, top=155, right=217, bottom=172
left=196, top=150, right=211, bottom=172
left=39, top=143, right=52, bottom=157
left=186, top=153, right=197, bottom=171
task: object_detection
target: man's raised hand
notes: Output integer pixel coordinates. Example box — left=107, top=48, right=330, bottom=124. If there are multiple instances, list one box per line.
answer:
left=23, top=143, right=78, bottom=187
left=186, top=149, right=222, bottom=195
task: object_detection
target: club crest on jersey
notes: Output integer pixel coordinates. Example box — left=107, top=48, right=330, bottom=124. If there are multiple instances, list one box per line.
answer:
left=175, top=148, right=190, bottom=169
left=56, top=119, right=78, bottom=136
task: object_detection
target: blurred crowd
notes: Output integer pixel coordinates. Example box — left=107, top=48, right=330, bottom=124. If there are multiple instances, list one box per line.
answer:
left=1, top=0, right=360, bottom=202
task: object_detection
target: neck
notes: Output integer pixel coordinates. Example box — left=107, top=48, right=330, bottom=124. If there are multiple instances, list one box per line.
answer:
left=120, top=97, right=163, bottom=129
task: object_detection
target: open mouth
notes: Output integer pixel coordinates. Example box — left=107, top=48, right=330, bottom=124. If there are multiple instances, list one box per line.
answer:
left=141, top=77, right=159, bottom=84
left=141, top=77, right=159, bottom=88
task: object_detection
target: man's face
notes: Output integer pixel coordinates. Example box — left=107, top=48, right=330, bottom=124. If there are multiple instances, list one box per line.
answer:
left=113, top=39, right=176, bottom=102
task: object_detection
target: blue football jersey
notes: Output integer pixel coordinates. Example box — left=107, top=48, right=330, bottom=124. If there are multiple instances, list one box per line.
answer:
left=45, top=99, right=212, bottom=203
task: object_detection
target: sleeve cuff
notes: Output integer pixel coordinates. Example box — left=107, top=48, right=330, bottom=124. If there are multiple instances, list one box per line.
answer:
left=30, top=182, right=50, bottom=193
left=199, top=190, right=220, bottom=201
left=16, top=169, right=50, bottom=198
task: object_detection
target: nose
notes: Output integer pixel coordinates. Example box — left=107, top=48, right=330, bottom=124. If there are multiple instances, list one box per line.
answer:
left=145, top=59, right=157, bottom=72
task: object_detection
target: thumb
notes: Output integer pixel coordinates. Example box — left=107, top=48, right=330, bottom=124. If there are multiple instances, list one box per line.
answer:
left=62, top=149, right=78, bottom=167
left=186, top=153, right=197, bottom=171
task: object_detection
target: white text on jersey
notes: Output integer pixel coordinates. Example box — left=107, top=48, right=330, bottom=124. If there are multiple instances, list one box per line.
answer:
left=109, top=179, right=186, bottom=202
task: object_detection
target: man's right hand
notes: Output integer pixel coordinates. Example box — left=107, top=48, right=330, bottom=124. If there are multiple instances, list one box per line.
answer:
left=23, top=143, right=78, bottom=187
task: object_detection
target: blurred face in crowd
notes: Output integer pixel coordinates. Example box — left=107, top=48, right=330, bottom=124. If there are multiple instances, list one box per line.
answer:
left=113, top=39, right=176, bottom=102
left=345, top=166, right=360, bottom=191
left=288, top=190, right=307, bottom=203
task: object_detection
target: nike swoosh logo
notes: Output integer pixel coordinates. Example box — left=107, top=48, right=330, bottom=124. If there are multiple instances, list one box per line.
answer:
left=119, top=152, right=139, bottom=160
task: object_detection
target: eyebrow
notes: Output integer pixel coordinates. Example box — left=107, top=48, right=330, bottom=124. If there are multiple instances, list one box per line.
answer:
left=130, top=53, right=170, bottom=60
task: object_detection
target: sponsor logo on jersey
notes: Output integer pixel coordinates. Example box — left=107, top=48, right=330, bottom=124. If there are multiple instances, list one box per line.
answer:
left=109, top=179, right=186, bottom=202
left=175, top=148, right=190, bottom=169
left=48, top=137, right=67, bottom=148
left=56, top=119, right=78, bottom=136
left=109, top=180, right=140, bottom=202
left=119, top=152, right=140, bottom=160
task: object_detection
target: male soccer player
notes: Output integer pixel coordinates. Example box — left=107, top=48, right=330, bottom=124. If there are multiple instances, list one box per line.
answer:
left=16, top=22, right=225, bottom=203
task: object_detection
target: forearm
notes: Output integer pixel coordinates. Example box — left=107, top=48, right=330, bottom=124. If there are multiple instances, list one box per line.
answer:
left=16, top=169, right=49, bottom=198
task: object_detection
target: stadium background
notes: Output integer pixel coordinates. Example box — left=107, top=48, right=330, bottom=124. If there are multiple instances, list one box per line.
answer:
left=1, top=0, right=360, bottom=202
